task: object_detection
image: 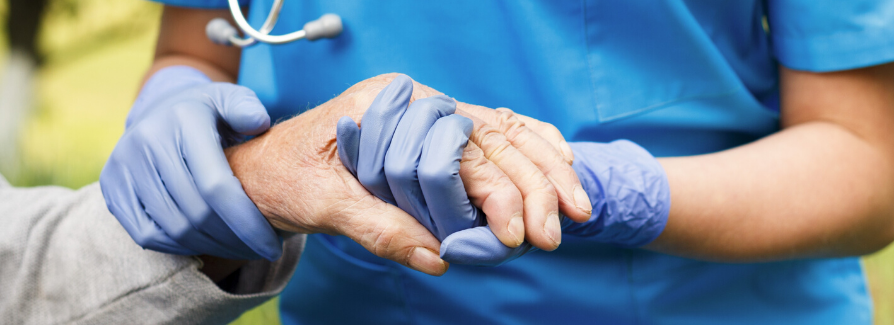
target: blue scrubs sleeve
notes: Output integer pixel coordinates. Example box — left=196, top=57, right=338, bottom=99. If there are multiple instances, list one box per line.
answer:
left=148, top=0, right=247, bottom=9
left=768, top=0, right=894, bottom=72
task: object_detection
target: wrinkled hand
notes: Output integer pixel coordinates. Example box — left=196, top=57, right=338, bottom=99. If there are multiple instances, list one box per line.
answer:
left=225, top=73, right=590, bottom=273
left=224, top=76, right=453, bottom=275
left=335, top=75, right=591, bottom=265
left=340, top=74, right=593, bottom=251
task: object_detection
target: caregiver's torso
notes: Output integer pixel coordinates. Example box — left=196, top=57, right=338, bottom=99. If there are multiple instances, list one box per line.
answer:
left=236, top=1, right=871, bottom=324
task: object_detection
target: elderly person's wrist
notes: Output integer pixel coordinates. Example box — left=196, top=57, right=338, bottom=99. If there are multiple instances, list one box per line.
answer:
left=224, top=127, right=286, bottom=229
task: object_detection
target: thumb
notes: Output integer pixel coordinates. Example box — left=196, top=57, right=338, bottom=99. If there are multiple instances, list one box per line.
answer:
left=441, top=226, right=534, bottom=267
left=333, top=195, right=448, bottom=276
left=336, top=116, right=360, bottom=177
left=210, top=83, right=272, bottom=135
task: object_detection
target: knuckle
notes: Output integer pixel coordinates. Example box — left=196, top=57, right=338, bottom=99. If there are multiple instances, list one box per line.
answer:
left=496, top=110, right=528, bottom=142
left=375, top=72, right=403, bottom=82
left=441, top=114, right=470, bottom=130
left=133, top=124, right=158, bottom=142
left=197, top=176, right=231, bottom=198
left=383, top=157, right=417, bottom=184
left=188, top=205, right=218, bottom=229
left=461, top=144, right=485, bottom=162
left=229, top=84, right=257, bottom=98
left=485, top=140, right=514, bottom=162
left=131, top=230, right=154, bottom=248
left=474, top=125, right=511, bottom=156
left=368, top=223, right=402, bottom=259
left=358, top=171, right=387, bottom=190
left=164, top=220, right=193, bottom=243
left=418, top=161, right=454, bottom=185
left=171, top=102, right=208, bottom=124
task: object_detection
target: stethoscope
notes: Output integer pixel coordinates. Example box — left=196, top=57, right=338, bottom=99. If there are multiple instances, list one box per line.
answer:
left=205, top=0, right=343, bottom=47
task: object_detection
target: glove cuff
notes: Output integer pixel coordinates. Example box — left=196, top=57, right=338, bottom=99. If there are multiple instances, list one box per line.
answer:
left=126, top=66, right=212, bottom=129
left=565, top=140, right=671, bottom=247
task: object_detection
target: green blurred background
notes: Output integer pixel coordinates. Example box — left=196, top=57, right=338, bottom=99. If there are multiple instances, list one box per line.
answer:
left=0, top=0, right=890, bottom=323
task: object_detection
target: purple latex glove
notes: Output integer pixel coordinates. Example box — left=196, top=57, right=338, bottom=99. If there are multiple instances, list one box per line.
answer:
left=100, top=66, right=281, bottom=261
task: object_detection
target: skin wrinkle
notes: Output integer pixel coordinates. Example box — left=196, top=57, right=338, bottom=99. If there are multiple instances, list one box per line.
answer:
left=495, top=110, right=528, bottom=142
left=473, top=126, right=514, bottom=163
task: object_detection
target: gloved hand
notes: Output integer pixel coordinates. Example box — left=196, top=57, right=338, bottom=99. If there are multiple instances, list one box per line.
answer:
left=439, top=140, right=672, bottom=266
left=336, top=76, right=669, bottom=266
left=100, top=66, right=282, bottom=261
left=336, top=75, right=484, bottom=241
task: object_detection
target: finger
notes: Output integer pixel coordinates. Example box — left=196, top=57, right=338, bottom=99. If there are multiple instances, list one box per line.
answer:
left=385, top=95, right=456, bottom=236
left=210, top=84, right=272, bottom=135
left=458, top=141, right=525, bottom=247
left=181, top=105, right=283, bottom=261
left=418, top=114, right=485, bottom=240
left=496, top=108, right=574, bottom=165
left=151, top=127, right=268, bottom=259
left=460, top=113, right=563, bottom=251
left=337, top=116, right=361, bottom=177
left=333, top=194, right=448, bottom=276
left=100, top=160, right=199, bottom=255
left=357, top=74, right=414, bottom=204
left=440, top=226, right=534, bottom=266
left=123, top=135, right=245, bottom=258
left=458, top=106, right=593, bottom=223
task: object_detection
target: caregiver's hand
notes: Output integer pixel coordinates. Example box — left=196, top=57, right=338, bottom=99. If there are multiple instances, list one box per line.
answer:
left=336, top=76, right=498, bottom=245
left=100, top=66, right=282, bottom=261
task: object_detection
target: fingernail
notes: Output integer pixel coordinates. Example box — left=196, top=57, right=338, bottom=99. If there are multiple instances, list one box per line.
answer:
left=507, top=214, right=525, bottom=246
left=560, top=140, right=574, bottom=165
left=573, top=185, right=592, bottom=216
left=408, top=247, right=448, bottom=276
left=543, top=212, right=562, bottom=248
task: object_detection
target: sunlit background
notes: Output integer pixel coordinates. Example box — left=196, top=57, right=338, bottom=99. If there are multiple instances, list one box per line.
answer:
left=0, top=0, right=890, bottom=323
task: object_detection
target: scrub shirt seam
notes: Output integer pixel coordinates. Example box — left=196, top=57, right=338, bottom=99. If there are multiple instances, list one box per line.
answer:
left=581, top=0, right=602, bottom=120
left=595, top=89, right=739, bottom=124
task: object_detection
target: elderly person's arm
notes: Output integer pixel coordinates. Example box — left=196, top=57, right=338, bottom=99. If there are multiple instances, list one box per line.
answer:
left=0, top=175, right=302, bottom=324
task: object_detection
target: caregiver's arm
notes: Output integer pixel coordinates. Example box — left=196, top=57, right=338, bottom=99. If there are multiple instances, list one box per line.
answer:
left=646, top=63, right=894, bottom=261
left=150, top=6, right=240, bottom=83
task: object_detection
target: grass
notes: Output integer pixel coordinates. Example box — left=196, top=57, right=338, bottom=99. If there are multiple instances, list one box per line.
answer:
left=2, top=0, right=892, bottom=323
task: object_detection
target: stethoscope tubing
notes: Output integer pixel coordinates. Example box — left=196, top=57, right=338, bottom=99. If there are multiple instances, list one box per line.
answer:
left=227, top=0, right=308, bottom=45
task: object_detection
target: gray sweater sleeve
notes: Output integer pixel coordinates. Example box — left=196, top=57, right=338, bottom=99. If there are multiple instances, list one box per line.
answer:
left=0, top=177, right=305, bottom=325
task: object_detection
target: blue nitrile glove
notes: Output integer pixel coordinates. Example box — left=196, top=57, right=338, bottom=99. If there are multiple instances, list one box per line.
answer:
left=336, top=75, right=484, bottom=241
left=100, top=66, right=282, bottom=261
left=439, top=140, right=671, bottom=266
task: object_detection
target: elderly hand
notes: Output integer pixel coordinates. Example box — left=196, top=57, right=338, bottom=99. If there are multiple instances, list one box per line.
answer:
left=225, top=73, right=589, bottom=274
left=346, top=75, right=593, bottom=249
left=336, top=75, right=592, bottom=265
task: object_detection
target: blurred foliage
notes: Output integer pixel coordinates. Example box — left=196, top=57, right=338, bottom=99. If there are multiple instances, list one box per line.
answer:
left=865, top=246, right=894, bottom=323
left=0, top=0, right=890, bottom=323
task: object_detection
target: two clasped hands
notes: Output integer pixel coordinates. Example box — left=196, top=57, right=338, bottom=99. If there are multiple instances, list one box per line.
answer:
left=102, top=68, right=669, bottom=276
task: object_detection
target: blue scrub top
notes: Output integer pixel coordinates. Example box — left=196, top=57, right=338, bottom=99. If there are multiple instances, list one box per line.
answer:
left=154, top=0, right=894, bottom=323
